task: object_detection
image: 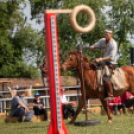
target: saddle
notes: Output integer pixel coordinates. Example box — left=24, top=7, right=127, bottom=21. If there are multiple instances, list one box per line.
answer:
left=96, top=65, right=126, bottom=91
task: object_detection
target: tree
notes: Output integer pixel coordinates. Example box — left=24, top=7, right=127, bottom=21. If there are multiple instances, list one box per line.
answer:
left=27, top=0, right=134, bottom=77
left=107, top=0, right=134, bottom=66
left=29, top=0, right=107, bottom=62
left=0, top=0, right=45, bottom=78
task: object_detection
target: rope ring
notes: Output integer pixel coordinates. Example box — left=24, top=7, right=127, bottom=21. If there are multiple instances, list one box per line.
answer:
left=70, top=5, right=96, bottom=33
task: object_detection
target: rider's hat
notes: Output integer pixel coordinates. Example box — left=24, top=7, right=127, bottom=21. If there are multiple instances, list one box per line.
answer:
left=105, top=29, right=113, bottom=34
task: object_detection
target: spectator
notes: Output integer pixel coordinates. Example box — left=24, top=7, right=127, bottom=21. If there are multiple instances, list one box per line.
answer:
left=61, top=89, right=75, bottom=119
left=40, top=58, right=48, bottom=88
left=40, top=58, right=48, bottom=95
left=10, top=88, right=34, bottom=122
left=33, top=92, right=48, bottom=121
left=108, top=96, right=126, bottom=115
left=121, top=91, right=134, bottom=108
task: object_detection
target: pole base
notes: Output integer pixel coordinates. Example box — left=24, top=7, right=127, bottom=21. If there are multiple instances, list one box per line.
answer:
left=74, top=120, right=101, bottom=127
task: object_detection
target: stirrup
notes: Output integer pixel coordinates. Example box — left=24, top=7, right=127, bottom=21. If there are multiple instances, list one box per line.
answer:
left=104, top=96, right=114, bottom=101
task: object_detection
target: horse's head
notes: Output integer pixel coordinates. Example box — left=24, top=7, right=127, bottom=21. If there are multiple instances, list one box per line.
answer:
left=61, top=50, right=96, bottom=72
left=61, top=50, right=80, bottom=72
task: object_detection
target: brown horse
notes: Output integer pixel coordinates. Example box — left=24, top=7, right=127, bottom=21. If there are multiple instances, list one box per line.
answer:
left=61, top=50, right=134, bottom=123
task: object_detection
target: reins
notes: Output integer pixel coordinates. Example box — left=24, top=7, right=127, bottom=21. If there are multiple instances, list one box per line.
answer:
left=69, top=53, right=97, bottom=89
left=75, top=54, right=97, bottom=90
left=66, top=53, right=96, bottom=71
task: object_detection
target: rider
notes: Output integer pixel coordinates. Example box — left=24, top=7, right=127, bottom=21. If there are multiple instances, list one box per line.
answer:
left=89, top=29, right=118, bottom=101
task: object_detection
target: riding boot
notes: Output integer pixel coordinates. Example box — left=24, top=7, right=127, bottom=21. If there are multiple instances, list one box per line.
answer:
left=104, top=82, right=114, bottom=101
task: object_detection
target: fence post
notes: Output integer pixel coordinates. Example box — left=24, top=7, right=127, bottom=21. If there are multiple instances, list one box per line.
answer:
left=4, top=101, right=6, bottom=113
left=0, top=102, right=2, bottom=113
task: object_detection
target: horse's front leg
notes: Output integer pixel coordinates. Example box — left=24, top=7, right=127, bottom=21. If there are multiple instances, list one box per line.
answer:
left=69, top=95, right=85, bottom=124
left=100, top=98, right=113, bottom=123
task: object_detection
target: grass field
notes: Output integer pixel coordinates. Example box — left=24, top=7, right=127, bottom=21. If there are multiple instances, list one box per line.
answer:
left=1, top=113, right=134, bottom=134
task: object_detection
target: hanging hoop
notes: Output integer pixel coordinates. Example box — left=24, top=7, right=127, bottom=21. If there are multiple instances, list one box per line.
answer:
left=70, top=5, right=96, bottom=33
left=45, top=5, right=96, bottom=33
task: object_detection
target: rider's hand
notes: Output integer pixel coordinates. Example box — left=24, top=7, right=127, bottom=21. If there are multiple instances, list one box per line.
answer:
left=94, top=58, right=101, bottom=63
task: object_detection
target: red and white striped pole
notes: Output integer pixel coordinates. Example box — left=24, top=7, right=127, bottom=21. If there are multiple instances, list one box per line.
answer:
left=44, top=13, right=68, bottom=134
left=44, top=5, right=96, bottom=133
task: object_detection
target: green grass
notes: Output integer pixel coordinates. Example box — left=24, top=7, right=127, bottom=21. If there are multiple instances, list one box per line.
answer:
left=1, top=113, right=134, bottom=134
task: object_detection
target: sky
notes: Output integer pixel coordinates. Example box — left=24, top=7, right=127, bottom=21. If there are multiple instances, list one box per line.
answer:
left=21, top=0, right=44, bottom=31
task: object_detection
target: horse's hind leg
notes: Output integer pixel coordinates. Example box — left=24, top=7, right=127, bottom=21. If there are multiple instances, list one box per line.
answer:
left=100, top=98, right=113, bottom=123
left=69, top=95, right=85, bottom=124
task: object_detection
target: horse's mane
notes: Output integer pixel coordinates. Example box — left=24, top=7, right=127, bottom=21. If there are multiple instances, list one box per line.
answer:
left=82, top=55, right=91, bottom=63
left=72, top=51, right=96, bottom=69
left=82, top=54, right=96, bottom=69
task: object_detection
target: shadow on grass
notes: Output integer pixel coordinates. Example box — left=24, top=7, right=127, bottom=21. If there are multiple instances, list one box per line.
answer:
left=15, top=125, right=49, bottom=129
left=0, top=125, right=49, bottom=130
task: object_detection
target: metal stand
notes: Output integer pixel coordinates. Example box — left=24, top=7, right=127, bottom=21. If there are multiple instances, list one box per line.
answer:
left=74, top=120, right=101, bottom=126
left=80, top=51, right=88, bottom=121
left=75, top=45, right=101, bottom=126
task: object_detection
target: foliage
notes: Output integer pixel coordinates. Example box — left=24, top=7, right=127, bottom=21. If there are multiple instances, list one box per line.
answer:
left=29, top=0, right=134, bottom=68
left=60, top=70, right=76, bottom=76
left=1, top=0, right=134, bottom=77
left=107, top=0, right=134, bottom=66
left=0, top=0, right=45, bottom=78
left=29, top=0, right=107, bottom=76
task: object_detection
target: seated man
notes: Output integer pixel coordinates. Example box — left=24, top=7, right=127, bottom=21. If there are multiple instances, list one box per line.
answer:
left=33, top=92, right=48, bottom=121
left=61, top=89, right=75, bottom=119
left=121, top=91, right=134, bottom=108
left=10, top=88, right=34, bottom=122
left=108, top=96, right=126, bottom=115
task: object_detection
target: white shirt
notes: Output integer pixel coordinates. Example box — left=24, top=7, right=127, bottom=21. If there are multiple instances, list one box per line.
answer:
left=93, top=38, right=118, bottom=64
left=61, top=95, right=68, bottom=103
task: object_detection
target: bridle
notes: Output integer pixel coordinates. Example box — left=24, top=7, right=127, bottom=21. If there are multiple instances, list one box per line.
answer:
left=63, top=53, right=79, bottom=71
left=64, top=53, right=94, bottom=71
left=63, top=52, right=97, bottom=89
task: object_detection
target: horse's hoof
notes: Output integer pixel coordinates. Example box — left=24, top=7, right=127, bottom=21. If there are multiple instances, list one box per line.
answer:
left=107, top=120, right=112, bottom=123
